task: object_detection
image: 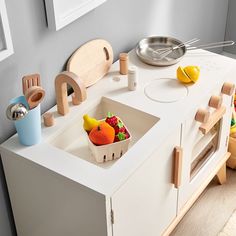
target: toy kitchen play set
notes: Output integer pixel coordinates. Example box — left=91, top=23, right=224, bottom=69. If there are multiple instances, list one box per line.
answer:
left=1, top=37, right=236, bottom=236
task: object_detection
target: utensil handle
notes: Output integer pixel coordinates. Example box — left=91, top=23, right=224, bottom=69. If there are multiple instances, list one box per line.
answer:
left=157, top=39, right=199, bottom=59
left=187, top=40, right=235, bottom=51
left=172, top=38, right=199, bottom=50
left=173, top=146, right=183, bottom=188
left=153, top=38, right=199, bottom=54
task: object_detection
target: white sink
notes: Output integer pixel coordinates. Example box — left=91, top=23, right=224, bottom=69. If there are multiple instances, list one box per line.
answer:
left=49, top=97, right=159, bottom=168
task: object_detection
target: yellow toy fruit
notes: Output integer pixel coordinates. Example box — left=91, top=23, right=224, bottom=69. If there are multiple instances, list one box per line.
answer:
left=177, top=67, right=192, bottom=83
left=184, top=66, right=200, bottom=83
left=177, top=66, right=200, bottom=84
left=230, top=124, right=236, bottom=136
left=83, top=114, right=100, bottom=132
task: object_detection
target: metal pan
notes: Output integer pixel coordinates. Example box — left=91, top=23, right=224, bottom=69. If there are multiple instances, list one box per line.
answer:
left=136, top=36, right=186, bottom=66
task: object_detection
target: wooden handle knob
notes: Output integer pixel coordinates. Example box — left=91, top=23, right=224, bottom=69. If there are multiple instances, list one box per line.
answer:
left=221, top=82, right=235, bottom=96
left=195, top=109, right=210, bottom=123
left=208, top=95, right=222, bottom=109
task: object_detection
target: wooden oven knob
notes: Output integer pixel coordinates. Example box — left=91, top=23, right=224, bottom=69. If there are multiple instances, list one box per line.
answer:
left=195, top=109, right=210, bottom=123
left=221, top=82, right=235, bottom=96
left=208, top=95, right=222, bottom=109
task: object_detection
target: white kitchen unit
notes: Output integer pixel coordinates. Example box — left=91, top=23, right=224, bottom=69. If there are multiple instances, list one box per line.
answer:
left=1, top=49, right=236, bottom=236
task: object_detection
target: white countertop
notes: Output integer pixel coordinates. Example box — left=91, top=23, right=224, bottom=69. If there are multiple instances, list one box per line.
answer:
left=1, top=49, right=236, bottom=196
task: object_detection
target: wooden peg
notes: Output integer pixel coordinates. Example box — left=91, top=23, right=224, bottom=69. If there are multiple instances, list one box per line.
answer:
left=221, top=82, right=235, bottom=96
left=43, top=112, right=54, bottom=127
left=119, top=53, right=128, bottom=75
left=208, top=95, right=222, bottom=109
left=195, top=109, right=210, bottom=123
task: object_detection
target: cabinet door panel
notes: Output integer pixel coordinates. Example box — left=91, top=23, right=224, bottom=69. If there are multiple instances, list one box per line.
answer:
left=111, top=128, right=181, bottom=236
left=178, top=89, right=232, bottom=210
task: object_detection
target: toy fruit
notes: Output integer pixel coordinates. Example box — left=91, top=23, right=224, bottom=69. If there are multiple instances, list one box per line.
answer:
left=231, top=118, right=236, bottom=127
left=89, top=122, right=115, bottom=145
left=177, top=66, right=200, bottom=84
left=83, top=114, right=100, bottom=132
left=114, top=132, right=126, bottom=142
left=105, top=112, right=118, bottom=127
left=230, top=123, right=236, bottom=137
left=114, top=121, right=126, bottom=134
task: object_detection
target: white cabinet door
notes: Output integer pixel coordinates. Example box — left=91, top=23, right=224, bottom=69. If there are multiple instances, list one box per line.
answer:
left=111, top=127, right=181, bottom=236
left=178, top=89, right=232, bottom=210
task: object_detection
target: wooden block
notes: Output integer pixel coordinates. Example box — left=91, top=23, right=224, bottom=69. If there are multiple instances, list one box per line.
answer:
left=72, top=94, right=81, bottom=105
left=55, top=71, right=87, bottom=116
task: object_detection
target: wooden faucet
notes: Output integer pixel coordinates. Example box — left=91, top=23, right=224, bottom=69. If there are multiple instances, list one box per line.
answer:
left=55, top=71, right=87, bottom=115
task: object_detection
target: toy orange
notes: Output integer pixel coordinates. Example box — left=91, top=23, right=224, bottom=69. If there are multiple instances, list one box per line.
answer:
left=89, top=122, right=115, bottom=145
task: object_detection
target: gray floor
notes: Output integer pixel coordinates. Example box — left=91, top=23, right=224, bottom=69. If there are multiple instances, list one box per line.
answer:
left=171, top=168, right=236, bottom=236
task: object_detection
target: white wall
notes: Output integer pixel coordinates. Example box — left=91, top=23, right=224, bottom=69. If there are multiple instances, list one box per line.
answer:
left=0, top=0, right=229, bottom=235
left=225, top=0, right=236, bottom=54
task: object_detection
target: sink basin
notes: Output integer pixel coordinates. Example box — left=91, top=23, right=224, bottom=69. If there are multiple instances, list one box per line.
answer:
left=49, top=97, right=159, bottom=168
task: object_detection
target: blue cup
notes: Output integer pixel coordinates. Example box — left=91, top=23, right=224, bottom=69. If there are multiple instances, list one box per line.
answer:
left=10, top=96, right=41, bottom=146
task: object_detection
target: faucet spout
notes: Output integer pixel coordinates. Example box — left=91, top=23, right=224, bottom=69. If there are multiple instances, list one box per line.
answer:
left=55, top=71, right=87, bottom=115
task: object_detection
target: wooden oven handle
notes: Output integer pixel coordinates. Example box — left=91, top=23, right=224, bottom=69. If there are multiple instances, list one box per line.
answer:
left=173, top=146, right=183, bottom=188
left=199, top=106, right=226, bottom=135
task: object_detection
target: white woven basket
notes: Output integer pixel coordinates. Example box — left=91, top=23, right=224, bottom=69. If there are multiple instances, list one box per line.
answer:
left=87, top=119, right=131, bottom=163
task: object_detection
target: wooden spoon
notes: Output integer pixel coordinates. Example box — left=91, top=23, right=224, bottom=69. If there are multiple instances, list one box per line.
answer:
left=25, top=86, right=45, bottom=109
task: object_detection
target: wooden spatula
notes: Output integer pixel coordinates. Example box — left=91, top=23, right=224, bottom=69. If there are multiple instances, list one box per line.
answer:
left=22, top=74, right=41, bottom=95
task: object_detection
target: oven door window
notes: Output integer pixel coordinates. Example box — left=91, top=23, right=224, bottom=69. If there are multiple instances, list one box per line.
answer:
left=191, top=118, right=222, bottom=179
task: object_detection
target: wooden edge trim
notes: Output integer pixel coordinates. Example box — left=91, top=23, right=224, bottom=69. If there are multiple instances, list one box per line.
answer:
left=162, top=152, right=231, bottom=236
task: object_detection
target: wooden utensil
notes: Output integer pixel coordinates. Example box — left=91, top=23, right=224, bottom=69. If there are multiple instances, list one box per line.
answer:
left=22, top=74, right=41, bottom=95
left=67, top=39, right=113, bottom=87
left=25, top=86, right=45, bottom=109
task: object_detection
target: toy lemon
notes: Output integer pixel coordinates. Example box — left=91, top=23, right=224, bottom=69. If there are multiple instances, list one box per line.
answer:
left=177, top=66, right=200, bottom=84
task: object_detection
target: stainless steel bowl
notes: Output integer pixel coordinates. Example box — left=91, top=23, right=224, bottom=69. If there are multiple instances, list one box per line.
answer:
left=6, top=103, right=28, bottom=121
left=136, top=36, right=186, bottom=66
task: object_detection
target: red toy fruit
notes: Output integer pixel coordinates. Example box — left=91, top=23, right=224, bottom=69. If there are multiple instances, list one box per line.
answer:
left=114, top=132, right=126, bottom=142
left=114, top=121, right=126, bottom=134
left=105, top=112, right=118, bottom=127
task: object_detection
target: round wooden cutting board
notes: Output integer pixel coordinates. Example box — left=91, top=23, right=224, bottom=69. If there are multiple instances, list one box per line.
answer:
left=67, top=39, right=114, bottom=87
